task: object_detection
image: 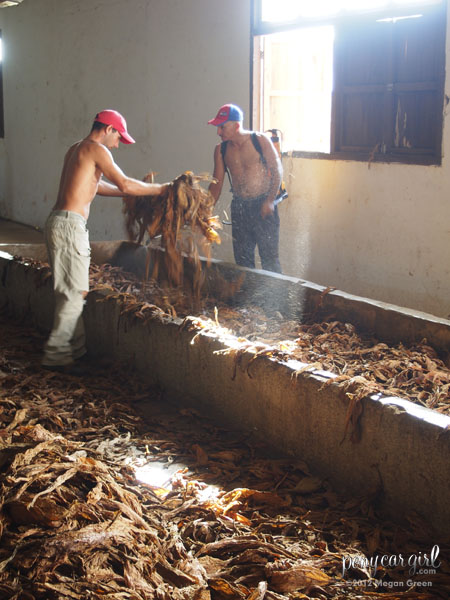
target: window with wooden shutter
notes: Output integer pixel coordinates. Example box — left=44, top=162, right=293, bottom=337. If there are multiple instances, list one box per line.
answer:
left=252, top=0, right=446, bottom=165
left=333, top=8, right=446, bottom=163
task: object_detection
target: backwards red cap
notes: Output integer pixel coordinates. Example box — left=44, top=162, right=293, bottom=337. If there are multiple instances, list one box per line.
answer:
left=208, top=104, right=244, bottom=126
left=95, top=109, right=135, bottom=144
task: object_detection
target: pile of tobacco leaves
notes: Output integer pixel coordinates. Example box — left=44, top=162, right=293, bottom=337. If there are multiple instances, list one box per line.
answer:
left=0, top=314, right=449, bottom=599
left=10, top=254, right=450, bottom=418
left=85, top=261, right=450, bottom=416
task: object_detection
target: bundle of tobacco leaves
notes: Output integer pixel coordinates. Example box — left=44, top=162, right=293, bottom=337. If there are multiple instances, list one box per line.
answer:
left=1, top=315, right=449, bottom=599
left=122, top=171, right=221, bottom=294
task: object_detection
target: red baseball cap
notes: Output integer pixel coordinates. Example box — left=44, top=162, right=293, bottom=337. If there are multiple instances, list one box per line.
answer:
left=94, top=109, right=136, bottom=144
left=208, top=104, right=243, bottom=126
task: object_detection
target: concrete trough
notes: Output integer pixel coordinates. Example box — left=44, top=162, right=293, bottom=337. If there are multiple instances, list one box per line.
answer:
left=1, top=241, right=449, bottom=536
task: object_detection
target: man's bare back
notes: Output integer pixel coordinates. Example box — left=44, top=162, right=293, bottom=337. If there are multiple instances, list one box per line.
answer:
left=53, top=140, right=104, bottom=220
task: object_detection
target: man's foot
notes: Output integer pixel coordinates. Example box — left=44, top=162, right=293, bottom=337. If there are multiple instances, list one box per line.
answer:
left=74, top=353, right=90, bottom=364
left=42, top=363, right=89, bottom=376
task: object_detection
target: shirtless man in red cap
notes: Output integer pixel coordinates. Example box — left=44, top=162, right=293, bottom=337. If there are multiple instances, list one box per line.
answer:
left=42, top=109, right=168, bottom=373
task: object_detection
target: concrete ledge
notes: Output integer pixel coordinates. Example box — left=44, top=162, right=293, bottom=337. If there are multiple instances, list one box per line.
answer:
left=3, top=242, right=449, bottom=357
left=1, top=245, right=449, bottom=536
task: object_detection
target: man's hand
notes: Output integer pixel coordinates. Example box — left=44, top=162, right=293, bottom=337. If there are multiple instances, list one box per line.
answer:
left=261, top=199, right=275, bottom=218
left=160, top=182, right=171, bottom=195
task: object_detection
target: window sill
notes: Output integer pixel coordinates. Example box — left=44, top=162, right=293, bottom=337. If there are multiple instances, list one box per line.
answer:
left=283, top=150, right=442, bottom=166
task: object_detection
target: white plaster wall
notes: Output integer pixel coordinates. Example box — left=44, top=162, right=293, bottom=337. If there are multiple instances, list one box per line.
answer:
left=0, top=0, right=248, bottom=241
left=0, top=0, right=449, bottom=318
left=278, top=155, right=450, bottom=319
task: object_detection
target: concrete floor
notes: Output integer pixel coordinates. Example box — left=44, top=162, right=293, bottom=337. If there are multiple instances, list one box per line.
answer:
left=0, top=218, right=43, bottom=244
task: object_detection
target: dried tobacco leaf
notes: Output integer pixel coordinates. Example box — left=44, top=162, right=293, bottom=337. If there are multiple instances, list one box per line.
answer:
left=122, top=171, right=221, bottom=296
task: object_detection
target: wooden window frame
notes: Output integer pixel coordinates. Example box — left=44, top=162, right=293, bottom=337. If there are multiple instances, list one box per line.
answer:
left=251, top=1, right=447, bottom=166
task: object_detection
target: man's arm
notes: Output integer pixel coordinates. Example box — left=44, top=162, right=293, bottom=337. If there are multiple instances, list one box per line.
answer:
left=258, top=133, right=283, bottom=217
left=96, top=144, right=167, bottom=196
left=97, top=178, right=124, bottom=197
left=208, top=143, right=226, bottom=203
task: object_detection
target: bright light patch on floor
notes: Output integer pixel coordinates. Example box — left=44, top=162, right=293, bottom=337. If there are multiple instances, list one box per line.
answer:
left=135, top=463, right=175, bottom=488
left=197, top=485, right=221, bottom=503
left=134, top=462, right=222, bottom=504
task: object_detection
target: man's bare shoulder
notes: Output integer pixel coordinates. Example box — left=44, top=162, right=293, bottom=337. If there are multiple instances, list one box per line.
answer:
left=68, top=138, right=112, bottom=165
left=253, top=131, right=279, bottom=158
left=79, top=138, right=110, bottom=156
left=253, top=131, right=272, bottom=146
left=63, top=139, right=82, bottom=160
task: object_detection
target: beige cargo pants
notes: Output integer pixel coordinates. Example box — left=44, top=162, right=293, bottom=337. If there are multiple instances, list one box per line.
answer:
left=42, top=210, right=91, bottom=366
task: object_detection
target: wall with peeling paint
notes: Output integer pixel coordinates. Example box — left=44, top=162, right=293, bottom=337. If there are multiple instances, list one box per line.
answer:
left=0, top=0, right=449, bottom=319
